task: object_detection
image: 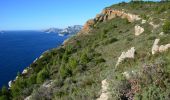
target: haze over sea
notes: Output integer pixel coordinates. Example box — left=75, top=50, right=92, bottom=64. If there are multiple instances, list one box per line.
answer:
left=0, top=31, right=67, bottom=88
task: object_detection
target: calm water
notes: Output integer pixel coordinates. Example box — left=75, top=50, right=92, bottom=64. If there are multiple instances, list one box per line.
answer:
left=0, top=31, right=68, bottom=87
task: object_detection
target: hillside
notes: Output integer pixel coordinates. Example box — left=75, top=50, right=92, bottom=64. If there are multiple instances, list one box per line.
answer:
left=0, top=1, right=170, bottom=100
left=44, top=25, right=83, bottom=35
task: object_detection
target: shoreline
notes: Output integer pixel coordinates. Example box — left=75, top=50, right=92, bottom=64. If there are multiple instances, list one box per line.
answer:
left=8, top=35, right=72, bottom=88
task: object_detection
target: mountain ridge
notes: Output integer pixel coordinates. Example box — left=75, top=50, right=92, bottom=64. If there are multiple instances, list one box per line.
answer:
left=44, top=25, right=83, bottom=35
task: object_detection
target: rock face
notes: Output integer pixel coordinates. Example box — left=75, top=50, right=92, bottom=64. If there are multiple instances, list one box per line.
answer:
left=152, top=39, right=170, bottom=55
left=97, top=79, right=110, bottom=100
left=79, top=8, right=141, bottom=34
left=116, top=47, right=135, bottom=66
left=135, top=25, right=144, bottom=36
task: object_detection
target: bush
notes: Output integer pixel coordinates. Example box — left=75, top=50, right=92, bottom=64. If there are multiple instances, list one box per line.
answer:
left=163, top=20, right=170, bottom=34
left=36, top=69, right=49, bottom=84
left=59, top=65, right=72, bottom=78
left=0, top=95, right=8, bottom=100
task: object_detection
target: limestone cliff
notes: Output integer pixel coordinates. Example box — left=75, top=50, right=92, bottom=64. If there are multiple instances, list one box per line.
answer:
left=79, top=8, right=141, bottom=35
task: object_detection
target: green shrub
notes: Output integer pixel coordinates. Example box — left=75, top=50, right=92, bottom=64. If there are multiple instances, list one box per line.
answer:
left=163, top=20, right=170, bottom=34
left=59, top=65, right=72, bottom=78
left=102, top=38, right=118, bottom=45
left=0, top=95, right=8, bottom=100
left=36, top=69, right=49, bottom=84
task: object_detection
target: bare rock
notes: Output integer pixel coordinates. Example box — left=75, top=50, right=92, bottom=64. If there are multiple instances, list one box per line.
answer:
left=152, top=39, right=160, bottom=55
left=116, top=47, right=135, bottom=66
left=152, top=39, right=170, bottom=55
left=8, top=81, right=12, bottom=88
left=135, top=25, right=144, bottom=36
left=78, top=8, right=141, bottom=35
left=97, top=79, right=110, bottom=100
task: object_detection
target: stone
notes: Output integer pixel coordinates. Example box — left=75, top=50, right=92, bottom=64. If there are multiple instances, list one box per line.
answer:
left=8, top=81, right=12, bottom=88
left=22, top=69, right=28, bottom=74
left=152, top=39, right=170, bottom=55
left=116, top=47, right=135, bottom=66
left=159, top=44, right=170, bottom=53
left=135, top=25, right=144, bottom=36
left=152, top=39, right=160, bottom=55
left=97, top=79, right=110, bottom=100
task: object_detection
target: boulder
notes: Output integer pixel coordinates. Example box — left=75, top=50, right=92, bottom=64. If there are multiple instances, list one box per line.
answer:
left=116, top=47, right=135, bottom=66
left=97, top=79, right=110, bottom=100
left=152, top=39, right=170, bottom=55
left=152, top=39, right=160, bottom=55
left=135, top=25, right=144, bottom=36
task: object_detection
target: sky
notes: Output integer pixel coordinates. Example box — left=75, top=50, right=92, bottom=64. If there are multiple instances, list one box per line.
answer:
left=0, top=0, right=158, bottom=30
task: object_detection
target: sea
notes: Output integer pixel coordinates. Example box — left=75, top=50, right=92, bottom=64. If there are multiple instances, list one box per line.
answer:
left=0, top=31, right=68, bottom=88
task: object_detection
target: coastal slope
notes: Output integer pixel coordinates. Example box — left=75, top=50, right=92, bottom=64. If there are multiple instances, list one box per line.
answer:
left=0, top=1, right=170, bottom=100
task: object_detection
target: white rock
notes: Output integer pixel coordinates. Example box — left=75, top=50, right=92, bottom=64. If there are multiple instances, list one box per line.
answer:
left=97, top=79, right=110, bottom=100
left=152, top=39, right=170, bottom=55
left=135, top=25, right=144, bottom=36
left=142, top=20, right=146, bottom=24
left=8, top=81, right=12, bottom=87
left=159, top=44, right=170, bottom=53
left=116, top=47, right=135, bottom=66
left=152, top=39, right=160, bottom=55
left=22, top=69, right=28, bottom=74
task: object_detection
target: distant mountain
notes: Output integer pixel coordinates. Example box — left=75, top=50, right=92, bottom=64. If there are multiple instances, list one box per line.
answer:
left=44, top=25, right=83, bottom=35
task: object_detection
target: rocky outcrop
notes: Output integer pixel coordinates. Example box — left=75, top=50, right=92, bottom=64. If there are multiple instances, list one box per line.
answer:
left=97, top=79, right=110, bottom=100
left=79, top=8, right=141, bottom=34
left=116, top=47, right=135, bottom=66
left=135, top=25, right=144, bottom=36
left=152, top=39, right=170, bottom=55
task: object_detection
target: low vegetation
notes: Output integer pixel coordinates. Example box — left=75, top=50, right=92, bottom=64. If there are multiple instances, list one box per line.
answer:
left=0, top=1, right=170, bottom=100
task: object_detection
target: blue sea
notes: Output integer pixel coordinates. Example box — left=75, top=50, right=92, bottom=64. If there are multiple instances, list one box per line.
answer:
left=0, top=31, right=68, bottom=88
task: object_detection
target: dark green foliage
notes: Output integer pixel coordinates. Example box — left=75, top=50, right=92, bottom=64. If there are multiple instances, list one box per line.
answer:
left=36, top=68, right=49, bottom=84
left=163, top=20, right=170, bottom=34
left=0, top=86, right=10, bottom=100
left=102, top=37, right=118, bottom=45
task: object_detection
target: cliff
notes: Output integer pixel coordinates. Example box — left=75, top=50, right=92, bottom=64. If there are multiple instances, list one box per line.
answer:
left=78, top=8, right=141, bottom=34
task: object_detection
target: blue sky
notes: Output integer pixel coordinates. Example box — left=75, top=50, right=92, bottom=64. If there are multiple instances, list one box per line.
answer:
left=0, top=0, right=157, bottom=30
